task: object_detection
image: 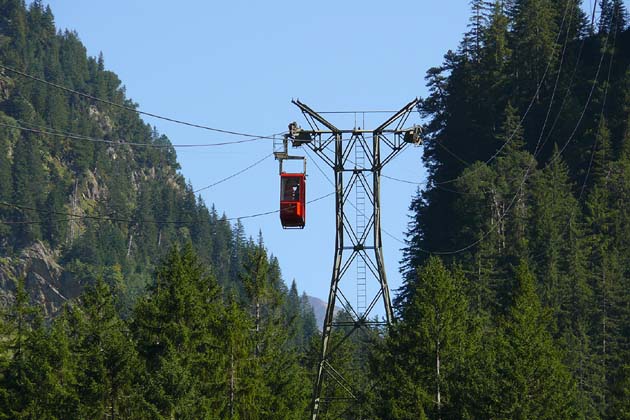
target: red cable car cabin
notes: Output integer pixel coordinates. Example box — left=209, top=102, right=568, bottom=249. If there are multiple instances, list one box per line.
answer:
left=280, top=173, right=306, bottom=228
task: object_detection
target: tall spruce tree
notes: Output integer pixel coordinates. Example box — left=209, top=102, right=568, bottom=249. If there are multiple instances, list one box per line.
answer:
left=0, top=114, right=18, bottom=250
left=61, top=279, right=142, bottom=419
left=374, top=257, right=481, bottom=419
left=238, top=242, right=310, bottom=419
left=509, top=0, right=559, bottom=101
left=132, top=244, right=226, bottom=419
left=0, top=277, right=78, bottom=419
left=11, top=129, right=44, bottom=246
left=495, top=261, right=578, bottom=419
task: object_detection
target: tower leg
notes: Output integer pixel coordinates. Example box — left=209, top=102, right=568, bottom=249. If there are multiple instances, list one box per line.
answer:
left=311, top=136, right=344, bottom=420
left=291, top=100, right=419, bottom=419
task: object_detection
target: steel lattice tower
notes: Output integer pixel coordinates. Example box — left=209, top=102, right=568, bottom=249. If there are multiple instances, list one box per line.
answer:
left=283, top=99, right=421, bottom=419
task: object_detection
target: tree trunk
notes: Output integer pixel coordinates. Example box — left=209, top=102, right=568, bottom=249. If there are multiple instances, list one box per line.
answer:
left=255, top=299, right=260, bottom=357
left=230, top=349, right=235, bottom=418
left=436, top=337, right=441, bottom=420
left=126, top=233, right=133, bottom=258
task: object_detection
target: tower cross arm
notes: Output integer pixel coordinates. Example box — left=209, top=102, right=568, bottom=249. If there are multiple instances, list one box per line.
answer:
left=374, top=97, right=421, bottom=133
left=292, top=99, right=341, bottom=133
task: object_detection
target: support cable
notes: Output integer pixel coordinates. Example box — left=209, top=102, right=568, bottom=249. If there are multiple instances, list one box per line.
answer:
left=0, top=192, right=334, bottom=225
left=0, top=63, right=279, bottom=139
left=398, top=5, right=613, bottom=255
left=193, top=153, right=274, bottom=193
left=0, top=121, right=280, bottom=148
left=526, top=2, right=620, bottom=265
left=421, top=2, right=577, bottom=186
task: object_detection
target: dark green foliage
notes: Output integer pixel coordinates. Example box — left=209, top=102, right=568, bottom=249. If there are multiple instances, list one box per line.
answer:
left=0, top=278, right=77, bottom=419
left=61, top=278, right=142, bottom=419
left=43, top=180, right=68, bottom=249
left=0, top=245, right=314, bottom=419
left=132, top=244, right=226, bottom=419
left=0, top=2, right=316, bottom=418
left=0, top=114, right=18, bottom=249
left=2, top=0, right=630, bottom=417
left=493, top=261, right=578, bottom=419
left=286, top=281, right=319, bottom=352
left=402, top=2, right=630, bottom=418
left=11, top=127, right=44, bottom=246
left=610, top=365, right=630, bottom=419
left=373, top=257, right=481, bottom=419
left=234, top=242, right=310, bottom=419
left=599, top=0, right=628, bottom=35
left=300, top=292, right=318, bottom=345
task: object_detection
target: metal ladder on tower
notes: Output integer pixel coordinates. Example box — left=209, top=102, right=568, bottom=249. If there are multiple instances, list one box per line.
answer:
left=355, top=141, right=367, bottom=315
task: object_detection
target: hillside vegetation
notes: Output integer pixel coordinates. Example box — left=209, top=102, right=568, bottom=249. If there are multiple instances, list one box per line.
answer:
left=1, top=0, right=630, bottom=419
left=0, top=1, right=318, bottom=418
left=373, top=1, right=630, bottom=419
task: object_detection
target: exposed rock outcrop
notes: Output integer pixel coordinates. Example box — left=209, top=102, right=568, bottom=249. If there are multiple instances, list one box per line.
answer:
left=0, top=241, right=73, bottom=316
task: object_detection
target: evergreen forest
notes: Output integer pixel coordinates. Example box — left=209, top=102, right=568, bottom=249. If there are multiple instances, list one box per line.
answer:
left=1, top=0, right=630, bottom=419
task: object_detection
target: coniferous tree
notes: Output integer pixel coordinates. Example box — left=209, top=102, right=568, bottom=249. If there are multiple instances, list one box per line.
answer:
left=220, top=294, right=254, bottom=419
left=238, top=242, right=310, bottom=419
left=609, top=365, right=630, bottom=419
left=452, top=103, right=534, bottom=313
left=494, top=261, right=578, bottom=419
left=300, top=292, right=318, bottom=347
left=286, top=280, right=304, bottom=350
left=599, top=0, right=628, bottom=35
left=479, top=1, right=512, bottom=123
left=375, top=257, right=481, bottom=419
left=404, top=0, right=630, bottom=416
left=529, top=147, right=579, bottom=318
left=132, top=244, right=226, bottom=419
left=509, top=0, right=559, bottom=101
left=44, top=181, right=68, bottom=249
left=463, top=0, right=493, bottom=61
left=11, top=130, right=44, bottom=246
left=0, top=114, right=18, bottom=249
left=61, top=279, right=142, bottom=419
left=0, top=277, right=78, bottom=419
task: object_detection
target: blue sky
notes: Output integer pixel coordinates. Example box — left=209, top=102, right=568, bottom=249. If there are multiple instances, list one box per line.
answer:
left=41, top=1, right=619, bottom=306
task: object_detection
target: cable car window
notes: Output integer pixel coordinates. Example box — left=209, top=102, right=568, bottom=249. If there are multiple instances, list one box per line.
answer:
left=282, top=177, right=300, bottom=201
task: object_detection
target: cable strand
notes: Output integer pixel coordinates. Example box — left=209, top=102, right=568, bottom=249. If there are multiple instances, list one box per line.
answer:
left=0, top=63, right=279, bottom=139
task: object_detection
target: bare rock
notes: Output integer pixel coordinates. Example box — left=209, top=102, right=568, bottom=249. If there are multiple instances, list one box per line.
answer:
left=0, top=241, right=69, bottom=316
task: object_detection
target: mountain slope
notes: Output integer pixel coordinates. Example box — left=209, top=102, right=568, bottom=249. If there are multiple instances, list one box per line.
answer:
left=0, top=0, right=307, bottom=318
left=307, top=294, right=341, bottom=330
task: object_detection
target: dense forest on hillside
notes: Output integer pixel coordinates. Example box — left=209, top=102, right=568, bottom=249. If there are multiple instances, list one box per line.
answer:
left=0, top=0, right=300, bottom=311
left=2, top=0, right=630, bottom=419
left=0, top=0, right=319, bottom=418
left=370, top=0, right=630, bottom=419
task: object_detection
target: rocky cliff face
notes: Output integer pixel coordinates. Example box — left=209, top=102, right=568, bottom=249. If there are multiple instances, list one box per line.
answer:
left=0, top=241, right=76, bottom=316
left=0, top=1, right=218, bottom=318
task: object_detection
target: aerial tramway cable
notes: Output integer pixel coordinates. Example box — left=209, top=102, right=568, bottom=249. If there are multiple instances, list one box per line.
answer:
left=398, top=3, right=614, bottom=256
left=0, top=121, right=280, bottom=148
left=384, top=1, right=587, bottom=189
left=375, top=1, right=610, bottom=255
left=194, top=153, right=274, bottom=193
left=0, top=191, right=334, bottom=226
left=0, top=63, right=278, bottom=139
left=0, top=2, right=610, bottom=255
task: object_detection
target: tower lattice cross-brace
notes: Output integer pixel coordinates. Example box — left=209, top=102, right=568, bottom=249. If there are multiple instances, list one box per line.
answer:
left=284, top=99, right=421, bottom=419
